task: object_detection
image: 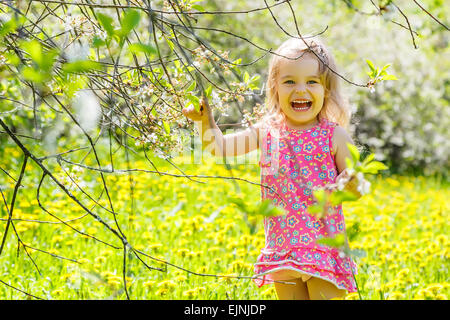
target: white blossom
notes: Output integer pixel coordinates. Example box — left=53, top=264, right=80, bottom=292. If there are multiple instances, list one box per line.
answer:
left=65, top=41, right=90, bottom=62
left=72, top=90, right=101, bottom=132
left=357, top=176, right=371, bottom=195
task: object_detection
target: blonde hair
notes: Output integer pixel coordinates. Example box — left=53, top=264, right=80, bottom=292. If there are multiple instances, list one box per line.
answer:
left=261, top=36, right=351, bottom=130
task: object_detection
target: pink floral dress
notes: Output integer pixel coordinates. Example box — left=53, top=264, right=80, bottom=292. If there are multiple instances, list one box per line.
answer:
left=253, top=119, right=357, bottom=292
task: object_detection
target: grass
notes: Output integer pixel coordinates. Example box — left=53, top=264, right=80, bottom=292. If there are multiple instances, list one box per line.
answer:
left=0, top=145, right=448, bottom=299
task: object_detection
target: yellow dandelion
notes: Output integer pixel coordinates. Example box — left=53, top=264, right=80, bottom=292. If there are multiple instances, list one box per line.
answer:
left=51, top=289, right=64, bottom=297
left=181, top=229, right=192, bottom=237
left=426, top=283, right=443, bottom=295
left=155, top=288, right=168, bottom=297
left=345, top=292, right=359, bottom=300
left=108, top=279, right=122, bottom=287
left=208, top=246, right=220, bottom=253
left=176, top=248, right=190, bottom=258
left=148, top=243, right=162, bottom=250
left=143, top=280, right=156, bottom=288
left=385, top=279, right=402, bottom=290
left=95, top=256, right=107, bottom=264
left=397, top=268, right=409, bottom=279
left=388, top=291, right=405, bottom=300
left=183, top=289, right=197, bottom=299
left=175, top=275, right=187, bottom=282
left=157, top=280, right=177, bottom=290
left=388, top=263, right=399, bottom=271
left=100, top=249, right=113, bottom=257
left=197, top=265, right=208, bottom=273
left=78, top=258, right=90, bottom=264
left=415, top=288, right=434, bottom=299
left=261, top=287, right=276, bottom=299
left=51, top=235, right=64, bottom=243
left=196, top=286, right=206, bottom=294
left=436, top=234, right=447, bottom=245
left=107, top=275, right=122, bottom=284
left=48, top=248, right=60, bottom=255
left=192, top=250, right=202, bottom=258
left=218, top=273, right=237, bottom=284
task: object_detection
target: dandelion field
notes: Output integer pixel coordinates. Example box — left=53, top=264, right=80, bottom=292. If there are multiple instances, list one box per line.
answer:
left=0, top=144, right=448, bottom=300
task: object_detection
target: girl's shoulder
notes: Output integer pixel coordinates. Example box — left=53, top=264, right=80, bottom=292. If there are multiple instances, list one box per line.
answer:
left=321, top=118, right=338, bottom=129
left=331, top=125, right=353, bottom=156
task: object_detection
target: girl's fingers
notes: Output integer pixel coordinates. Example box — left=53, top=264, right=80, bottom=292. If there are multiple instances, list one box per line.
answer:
left=200, top=96, right=211, bottom=113
left=182, top=96, right=211, bottom=121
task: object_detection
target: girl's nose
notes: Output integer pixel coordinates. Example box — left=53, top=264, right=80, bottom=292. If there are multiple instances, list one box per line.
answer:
left=295, top=85, right=307, bottom=94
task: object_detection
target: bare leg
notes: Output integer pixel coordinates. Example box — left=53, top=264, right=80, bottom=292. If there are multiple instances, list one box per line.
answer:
left=274, top=278, right=310, bottom=300
left=306, top=277, right=347, bottom=300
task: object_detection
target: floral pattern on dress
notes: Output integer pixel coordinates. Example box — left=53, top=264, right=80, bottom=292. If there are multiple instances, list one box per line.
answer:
left=253, top=119, right=358, bottom=292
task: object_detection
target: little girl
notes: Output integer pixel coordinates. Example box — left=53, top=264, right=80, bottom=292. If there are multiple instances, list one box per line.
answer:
left=182, top=36, right=360, bottom=300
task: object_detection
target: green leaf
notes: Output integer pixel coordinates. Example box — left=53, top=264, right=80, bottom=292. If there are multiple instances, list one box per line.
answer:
left=251, top=75, right=260, bottom=82
left=5, top=52, right=20, bottom=66
left=312, top=189, right=326, bottom=203
left=243, top=71, right=250, bottom=83
left=361, top=161, right=388, bottom=174
left=165, top=37, right=174, bottom=52
left=381, top=64, right=391, bottom=73
left=381, top=74, right=398, bottom=80
left=62, top=60, right=102, bottom=74
left=0, top=17, right=18, bottom=39
left=163, top=121, right=170, bottom=134
left=186, top=81, right=196, bottom=93
left=257, top=199, right=284, bottom=217
left=192, top=4, right=205, bottom=12
left=187, top=94, right=200, bottom=112
left=345, top=157, right=354, bottom=170
left=307, top=204, right=324, bottom=215
left=346, top=222, right=361, bottom=242
left=92, top=35, right=106, bottom=48
left=41, top=48, right=59, bottom=72
left=229, top=197, right=248, bottom=213
left=346, top=142, right=360, bottom=164
left=120, top=9, right=141, bottom=38
left=316, top=234, right=345, bottom=248
left=97, top=13, right=115, bottom=37
left=329, top=190, right=359, bottom=206
left=174, top=60, right=181, bottom=70
left=20, top=40, right=43, bottom=67
left=128, top=43, right=157, bottom=56
left=21, top=66, right=46, bottom=83
left=361, top=153, right=375, bottom=167
left=205, top=85, right=212, bottom=99
left=366, top=59, right=375, bottom=72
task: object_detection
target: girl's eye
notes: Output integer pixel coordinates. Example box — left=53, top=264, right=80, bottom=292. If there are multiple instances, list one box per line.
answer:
left=308, top=80, right=318, bottom=84
left=284, top=80, right=295, bottom=84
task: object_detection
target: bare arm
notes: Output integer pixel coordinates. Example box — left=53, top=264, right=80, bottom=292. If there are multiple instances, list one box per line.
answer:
left=332, top=126, right=362, bottom=198
left=182, top=98, right=262, bottom=157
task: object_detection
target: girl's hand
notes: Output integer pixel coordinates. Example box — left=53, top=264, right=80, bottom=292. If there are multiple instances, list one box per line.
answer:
left=344, top=175, right=361, bottom=197
left=335, top=168, right=362, bottom=198
left=182, top=96, right=212, bottom=123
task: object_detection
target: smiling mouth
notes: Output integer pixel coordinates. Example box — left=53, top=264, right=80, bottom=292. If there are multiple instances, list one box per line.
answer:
left=291, top=100, right=312, bottom=111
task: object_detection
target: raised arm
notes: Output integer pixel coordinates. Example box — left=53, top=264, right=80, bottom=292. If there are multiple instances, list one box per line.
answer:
left=182, top=97, right=262, bottom=157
